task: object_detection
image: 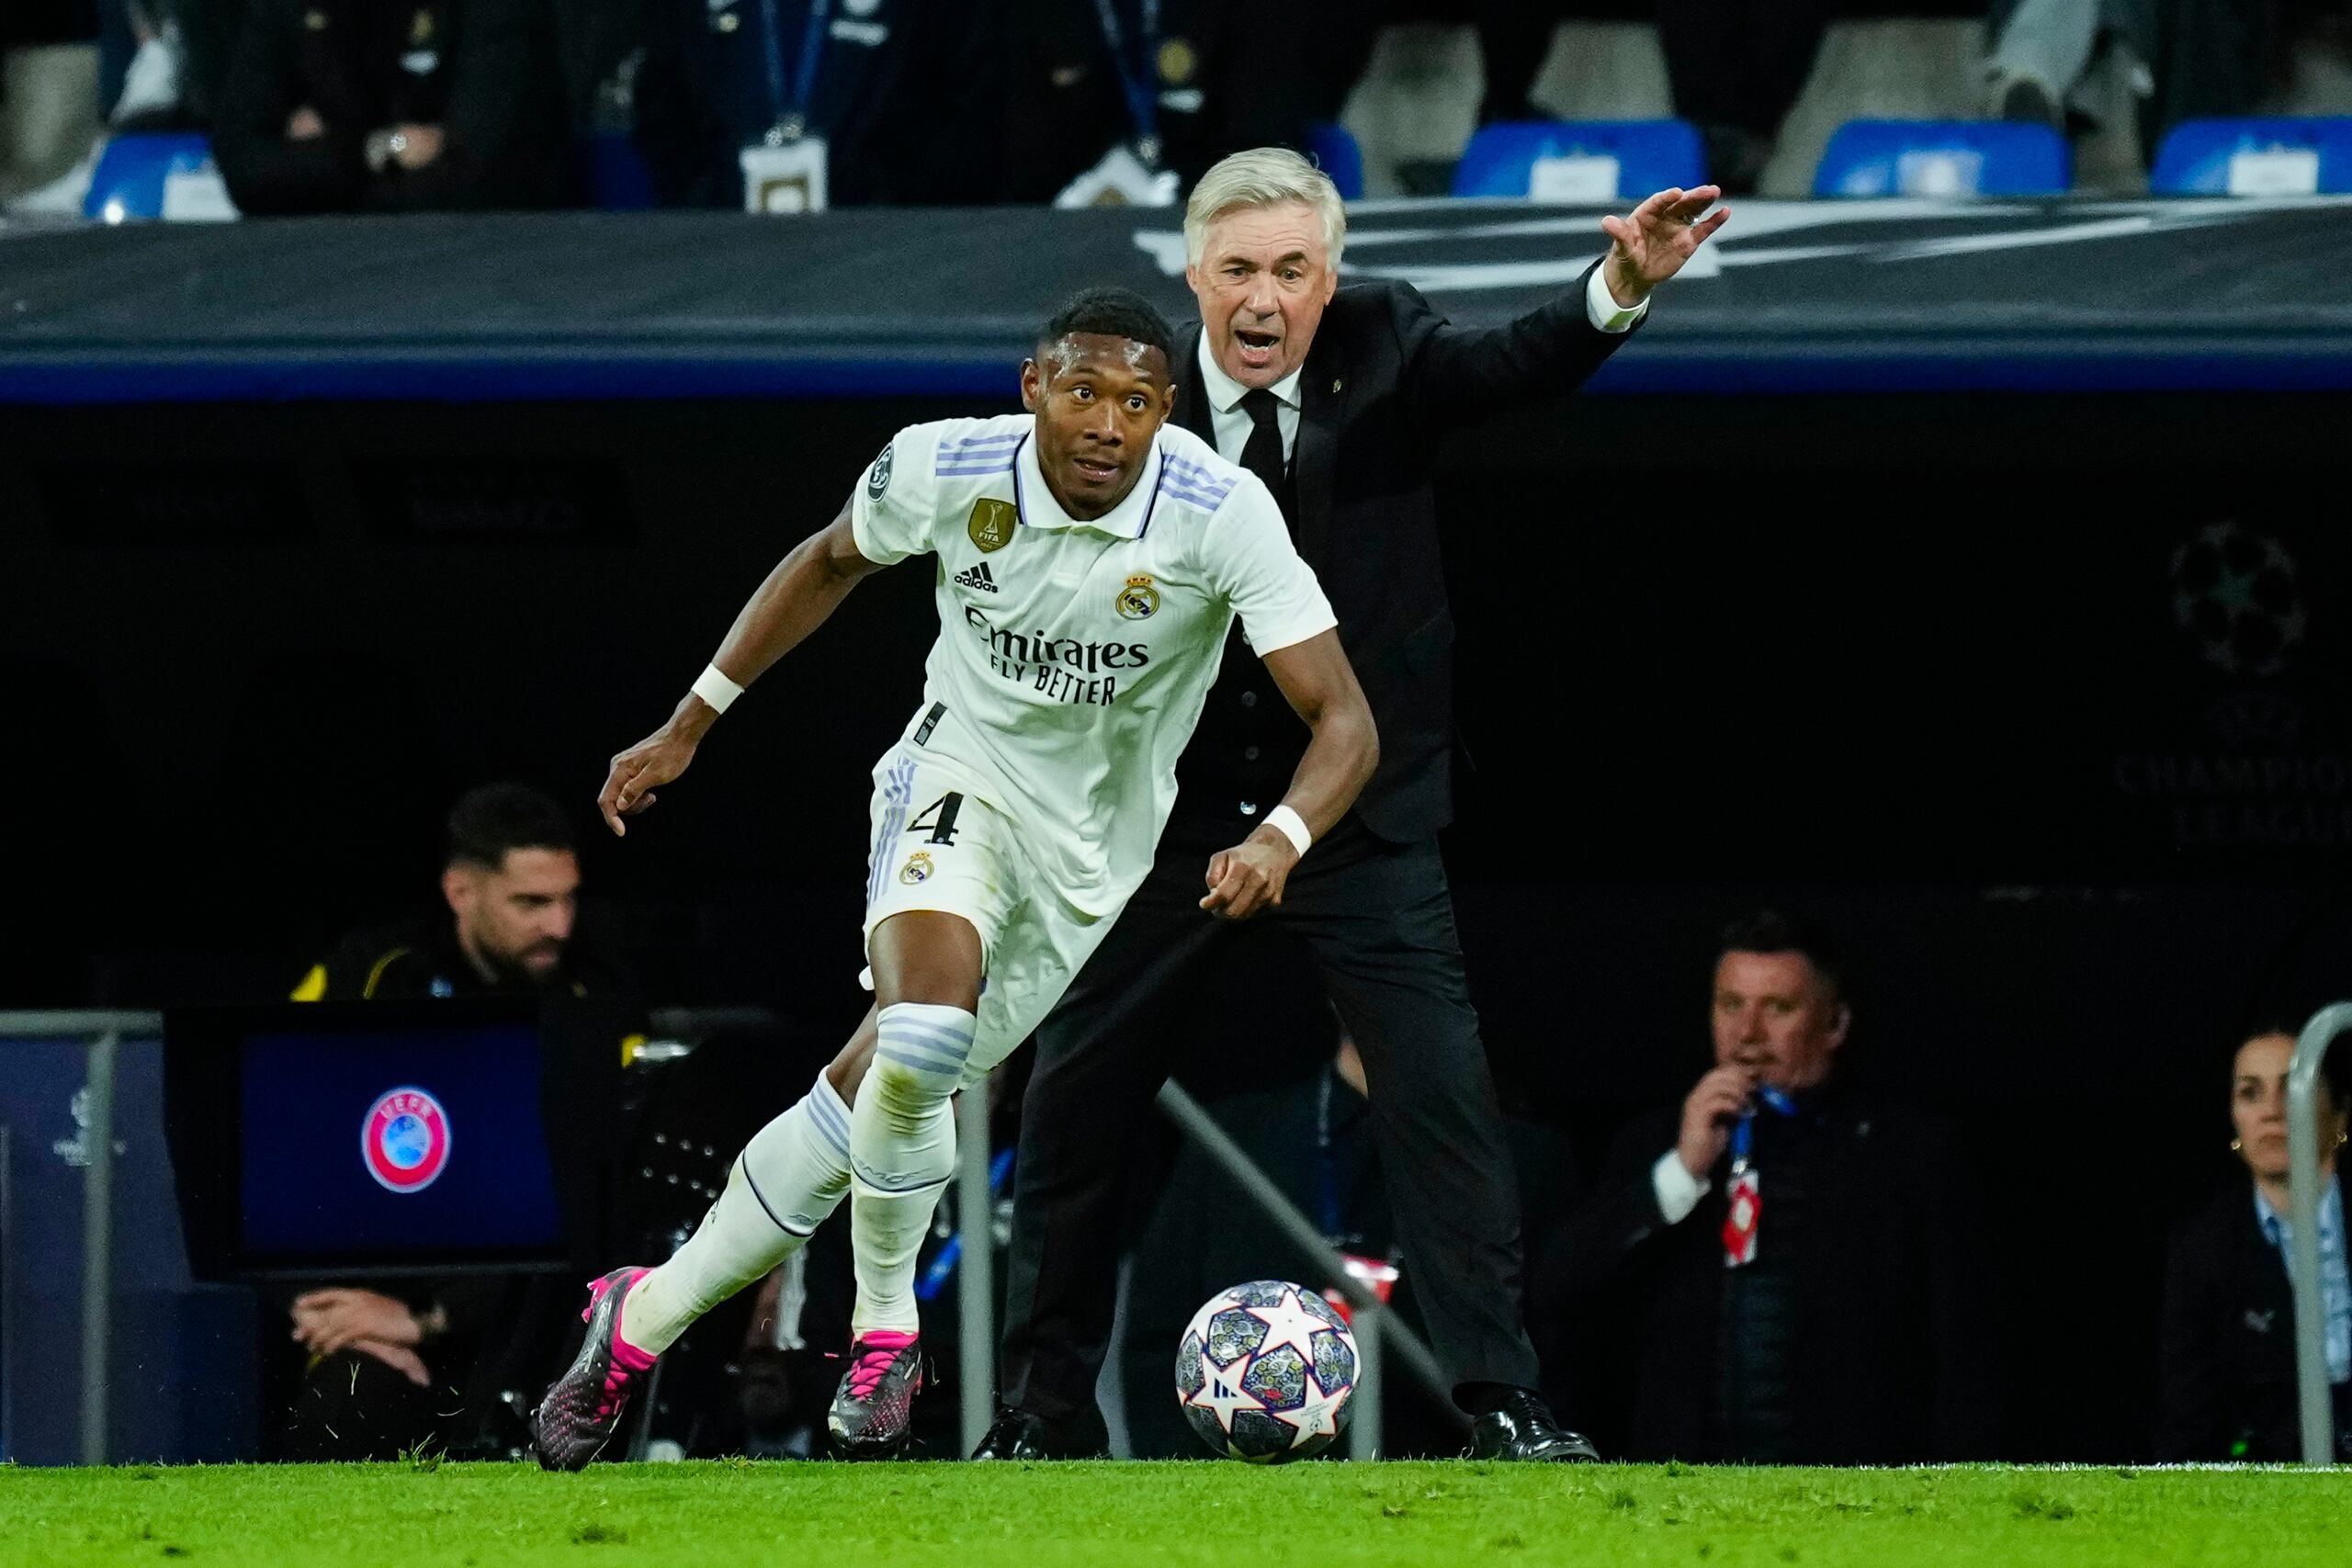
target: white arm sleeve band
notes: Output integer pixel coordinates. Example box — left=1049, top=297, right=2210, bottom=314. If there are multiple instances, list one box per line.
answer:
left=1264, top=805, right=1314, bottom=858
left=691, top=663, right=744, bottom=715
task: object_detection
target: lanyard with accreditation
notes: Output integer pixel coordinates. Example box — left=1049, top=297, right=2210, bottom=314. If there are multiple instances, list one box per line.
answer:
left=1056, top=0, right=1179, bottom=207
left=741, top=0, right=831, bottom=212
left=1720, top=1084, right=1799, bottom=1269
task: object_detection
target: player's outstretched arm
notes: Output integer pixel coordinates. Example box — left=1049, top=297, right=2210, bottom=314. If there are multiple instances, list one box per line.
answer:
left=1200, top=628, right=1379, bottom=919
left=598, top=505, right=886, bottom=836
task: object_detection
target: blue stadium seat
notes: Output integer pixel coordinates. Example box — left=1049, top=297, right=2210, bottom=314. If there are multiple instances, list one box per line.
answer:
left=1813, top=119, right=2069, bottom=198
left=1451, top=119, right=1706, bottom=202
left=1306, top=122, right=1364, bottom=200
left=81, top=132, right=225, bottom=221
left=2151, top=117, right=2352, bottom=196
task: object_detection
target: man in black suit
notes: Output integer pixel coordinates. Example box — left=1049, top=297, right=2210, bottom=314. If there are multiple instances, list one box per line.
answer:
left=1544, top=911, right=1998, bottom=1464
left=979, top=147, right=1727, bottom=1461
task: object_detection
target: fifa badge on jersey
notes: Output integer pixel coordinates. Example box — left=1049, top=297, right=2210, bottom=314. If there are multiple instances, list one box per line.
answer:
left=1115, top=574, right=1161, bottom=620
left=967, top=499, right=1016, bottom=553
left=899, top=851, right=935, bottom=885
left=866, top=442, right=893, bottom=501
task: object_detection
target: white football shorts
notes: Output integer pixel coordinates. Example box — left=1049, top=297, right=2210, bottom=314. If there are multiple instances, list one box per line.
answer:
left=859, top=744, right=1114, bottom=1085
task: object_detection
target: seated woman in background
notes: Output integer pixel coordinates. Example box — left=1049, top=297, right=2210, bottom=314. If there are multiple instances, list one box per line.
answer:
left=2157, top=1025, right=2350, bottom=1461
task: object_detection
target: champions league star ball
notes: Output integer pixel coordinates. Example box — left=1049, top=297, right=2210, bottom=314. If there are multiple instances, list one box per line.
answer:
left=1175, top=1280, right=1358, bottom=1462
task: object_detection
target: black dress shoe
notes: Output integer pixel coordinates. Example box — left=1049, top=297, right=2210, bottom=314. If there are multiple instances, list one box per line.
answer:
left=969, top=1407, right=1048, bottom=1461
left=1467, top=1391, right=1600, bottom=1462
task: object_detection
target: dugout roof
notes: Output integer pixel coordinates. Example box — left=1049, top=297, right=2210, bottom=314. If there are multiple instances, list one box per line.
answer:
left=1, top=197, right=2347, bottom=402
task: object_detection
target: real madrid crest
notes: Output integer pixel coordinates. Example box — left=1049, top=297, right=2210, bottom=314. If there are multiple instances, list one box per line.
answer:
left=899, top=851, right=935, bottom=885
left=968, top=499, right=1016, bottom=554
left=1115, top=574, right=1160, bottom=620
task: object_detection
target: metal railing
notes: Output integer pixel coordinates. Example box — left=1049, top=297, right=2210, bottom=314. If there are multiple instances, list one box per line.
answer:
left=947, top=1076, right=1465, bottom=1461
left=0, top=1010, right=164, bottom=1467
left=2288, top=1003, right=2349, bottom=1466
left=10, top=1005, right=1448, bottom=1465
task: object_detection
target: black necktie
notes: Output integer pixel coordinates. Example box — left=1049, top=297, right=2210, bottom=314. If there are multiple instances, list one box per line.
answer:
left=1238, top=389, right=1286, bottom=504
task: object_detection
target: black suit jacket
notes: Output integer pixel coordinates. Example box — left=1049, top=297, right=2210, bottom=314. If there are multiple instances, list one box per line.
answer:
left=1543, top=1084, right=1999, bottom=1463
left=2158, top=1173, right=2352, bottom=1461
left=216, top=0, right=574, bottom=215
left=1169, top=267, right=1634, bottom=844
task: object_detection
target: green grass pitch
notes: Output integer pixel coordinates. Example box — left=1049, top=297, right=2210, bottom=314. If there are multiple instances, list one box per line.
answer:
left=5, top=1460, right=2346, bottom=1567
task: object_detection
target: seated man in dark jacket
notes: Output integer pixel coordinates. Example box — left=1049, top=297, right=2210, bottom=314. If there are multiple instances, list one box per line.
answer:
left=1546, top=910, right=1997, bottom=1464
left=214, top=0, right=571, bottom=214
left=293, top=780, right=626, bottom=1001
left=274, top=781, right=629, bottom=1459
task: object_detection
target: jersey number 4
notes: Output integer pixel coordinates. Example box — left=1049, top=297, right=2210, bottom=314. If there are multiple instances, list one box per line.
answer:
left=909, top=793, right=965, bottom=846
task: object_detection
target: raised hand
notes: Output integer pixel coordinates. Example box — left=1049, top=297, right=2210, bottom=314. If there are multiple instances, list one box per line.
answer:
left=1675, top=1065, right=1757, bottom=1180
left=1600, top=186, right=1730, bottom=306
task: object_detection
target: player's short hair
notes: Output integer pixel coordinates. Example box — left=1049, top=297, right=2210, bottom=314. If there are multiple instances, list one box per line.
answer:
left=1184, top=146, right=1347, bottom=270
left=1718, top=908, right=1847, bottom=1005
left=1037, top=287, right=1176, bottom=369
left=447, top=782, right=575, bottom=871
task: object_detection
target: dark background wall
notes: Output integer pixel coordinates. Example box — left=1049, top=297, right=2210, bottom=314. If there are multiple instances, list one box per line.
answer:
left=6, top=384, right=2350, bottom=1458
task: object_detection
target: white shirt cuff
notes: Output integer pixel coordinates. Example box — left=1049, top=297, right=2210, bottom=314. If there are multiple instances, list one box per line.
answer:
left=1651, top=1150, right=1710, bottom=1224
left=1586, top=262, right=1647, bottom=333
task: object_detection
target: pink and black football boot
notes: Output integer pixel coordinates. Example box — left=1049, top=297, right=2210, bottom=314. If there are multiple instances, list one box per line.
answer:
left=826, top=1331, right=924, bottom=1458
left=532, top=1267, right=658, bottom=1472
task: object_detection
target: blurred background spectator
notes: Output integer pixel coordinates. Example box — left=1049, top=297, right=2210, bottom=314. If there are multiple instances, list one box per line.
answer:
left=1984, top=0, right=2273, bottom=152
left=1000, top=0, right=1375, bottom=203
left=632, top=0, right=997, bottom=209
left=1544, top=910, right=1997, bottom=1464
left=1472, top=0, right=1567, bottom=128
left=1655, top=0, right=1829, bottom=194
left=212, top=0, right=574, bottom=213
left=2157, top=1024, right=2351, bottom=1461
left=14, top=0, right=2352, bottom=213
left=290, top=782, right=628, bottom=1002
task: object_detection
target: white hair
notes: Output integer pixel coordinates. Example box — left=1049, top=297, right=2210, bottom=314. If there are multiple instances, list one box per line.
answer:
left=1183, top=147, right=1347, bottom=271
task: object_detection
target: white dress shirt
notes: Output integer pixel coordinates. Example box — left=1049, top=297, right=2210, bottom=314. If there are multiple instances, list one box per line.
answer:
left=1652, top=1149, right=1712, bottom=1225
left=1194, top=262, right=1647, bottom=466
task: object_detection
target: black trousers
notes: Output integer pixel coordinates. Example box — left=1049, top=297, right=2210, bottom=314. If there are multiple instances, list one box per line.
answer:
left=1654, top=0, right=1829, bottom=137
left=999, top=816, right=1541, bottom=1423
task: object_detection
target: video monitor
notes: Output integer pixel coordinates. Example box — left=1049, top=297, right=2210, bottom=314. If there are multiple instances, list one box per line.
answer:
left=165, top=999, right=619, bottom=1278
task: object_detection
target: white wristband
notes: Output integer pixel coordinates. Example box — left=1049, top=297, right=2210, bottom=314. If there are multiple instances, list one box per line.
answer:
left=1263, top=805, right=1313, bottom=858
left=690, top=663, right=744, bottom=715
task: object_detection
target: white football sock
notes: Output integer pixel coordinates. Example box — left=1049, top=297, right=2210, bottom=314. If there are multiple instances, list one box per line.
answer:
left=848, top=1001, right=977, bottom=1337
left=619, top=1069, right=853, bottom=1356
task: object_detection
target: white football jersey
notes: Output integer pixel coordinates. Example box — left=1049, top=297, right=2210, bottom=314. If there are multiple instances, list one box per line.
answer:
left=849, top=413, right=1336, bottom=915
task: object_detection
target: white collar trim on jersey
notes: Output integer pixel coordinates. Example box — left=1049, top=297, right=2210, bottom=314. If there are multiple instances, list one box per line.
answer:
left=1013, top=430, right=1165, bottom=540
left=1196, top=330, right=1305, bottom=415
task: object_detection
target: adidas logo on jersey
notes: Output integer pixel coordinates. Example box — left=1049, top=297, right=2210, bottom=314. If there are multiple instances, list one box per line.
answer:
left=953, top=562, right=1001, bottom=593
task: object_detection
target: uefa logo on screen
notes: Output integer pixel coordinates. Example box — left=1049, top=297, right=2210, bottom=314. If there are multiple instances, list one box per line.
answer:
left=361, top=1087, right=452, bottom=1194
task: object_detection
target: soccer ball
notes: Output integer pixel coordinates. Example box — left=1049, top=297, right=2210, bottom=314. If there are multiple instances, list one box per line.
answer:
left=1174, top=1280, right=1358, bottom=1462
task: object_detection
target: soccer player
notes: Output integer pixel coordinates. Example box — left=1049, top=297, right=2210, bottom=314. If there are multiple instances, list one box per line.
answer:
left=532, top=288, right=1376, bottom=1467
